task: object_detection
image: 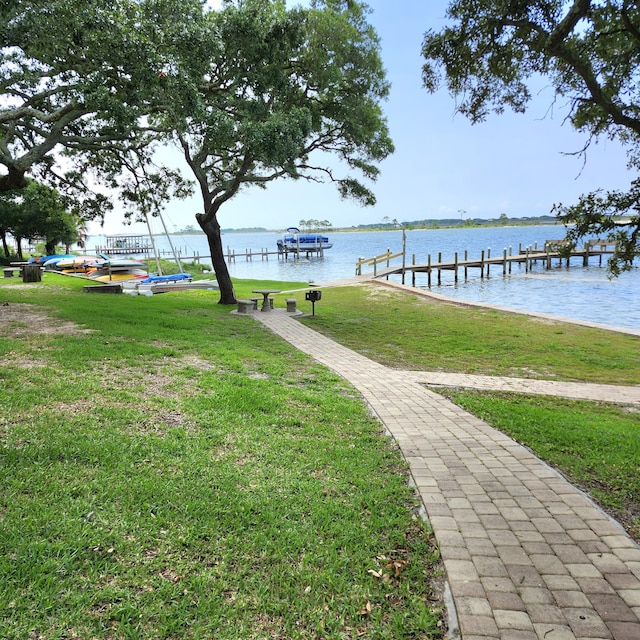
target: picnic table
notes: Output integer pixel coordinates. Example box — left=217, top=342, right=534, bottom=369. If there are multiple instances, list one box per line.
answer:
left=252, top=288, right=280, bottom=312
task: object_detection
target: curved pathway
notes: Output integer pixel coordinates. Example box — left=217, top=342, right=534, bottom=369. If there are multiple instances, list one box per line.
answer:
left=252, top=308, right=640, bottom=640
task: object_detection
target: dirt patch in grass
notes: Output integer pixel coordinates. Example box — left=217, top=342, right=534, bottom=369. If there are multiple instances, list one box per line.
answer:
left=0, top=302, right=93, bottom=337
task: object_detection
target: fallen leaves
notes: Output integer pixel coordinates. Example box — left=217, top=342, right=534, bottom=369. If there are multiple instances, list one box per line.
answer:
left=367, top=551, right=409, bottom=585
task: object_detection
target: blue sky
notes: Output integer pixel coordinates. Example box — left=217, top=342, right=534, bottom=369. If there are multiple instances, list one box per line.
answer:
left=93, top=0, right=633, bottom=235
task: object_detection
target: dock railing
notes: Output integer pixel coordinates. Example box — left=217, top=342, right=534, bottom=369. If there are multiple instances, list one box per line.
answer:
left=355, top=249, right=405, bottom=276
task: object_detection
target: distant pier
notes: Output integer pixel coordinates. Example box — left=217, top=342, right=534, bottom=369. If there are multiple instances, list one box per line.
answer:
left=139, top=245, right=322, bottom=265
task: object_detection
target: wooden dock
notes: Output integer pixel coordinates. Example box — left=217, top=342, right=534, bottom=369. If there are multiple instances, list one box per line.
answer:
left=356, top=239, right=619, bottom=287
left=151, top=245, right=324, bottom=264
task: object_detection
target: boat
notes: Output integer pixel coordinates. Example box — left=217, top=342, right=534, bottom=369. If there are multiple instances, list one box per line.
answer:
left=87, top=257, right=148, bottom=282
left=89, top=268, right=149, bottom=282
left=277, top=227, right=332, bottom=254
left=34, top=254, right=76, bottom=268
left=121, top=273, right=220, bottom=296
left=55, top=255, right=107, bottom=273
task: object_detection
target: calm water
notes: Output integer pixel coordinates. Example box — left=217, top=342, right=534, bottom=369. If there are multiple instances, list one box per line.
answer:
left=89, top=226, right=640, bottom=330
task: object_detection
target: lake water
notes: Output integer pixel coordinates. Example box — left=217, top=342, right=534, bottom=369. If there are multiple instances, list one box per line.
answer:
left=89, top=226, right=640, bottom=331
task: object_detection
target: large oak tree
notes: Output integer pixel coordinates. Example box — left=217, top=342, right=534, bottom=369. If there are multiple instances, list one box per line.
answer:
left=160, top=0, right=394, bottom=304
left=422, top=0, right=640, bottom=273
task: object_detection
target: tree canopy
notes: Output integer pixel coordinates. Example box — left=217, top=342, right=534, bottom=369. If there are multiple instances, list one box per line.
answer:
left=0, top=0, right=188, bottom=208
left=422, top=0, right=640, bottom=272
left=0, top=181, right=78, bottom=258
left=157, top=0, right=394, bottom=303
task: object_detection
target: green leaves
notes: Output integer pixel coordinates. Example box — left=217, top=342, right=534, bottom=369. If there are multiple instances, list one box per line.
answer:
left=0, top=180, right=77, bottom=255
left=422, top=0, right=640, bottom=273
left=171, top=0, right=393, bottom=216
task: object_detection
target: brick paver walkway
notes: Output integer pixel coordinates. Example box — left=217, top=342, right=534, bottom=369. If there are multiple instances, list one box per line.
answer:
left=250, top=308, right=640, bottom=640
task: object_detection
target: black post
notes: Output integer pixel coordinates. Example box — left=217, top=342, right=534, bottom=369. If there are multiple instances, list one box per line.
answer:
left=305, top=290, right=322, bottom=316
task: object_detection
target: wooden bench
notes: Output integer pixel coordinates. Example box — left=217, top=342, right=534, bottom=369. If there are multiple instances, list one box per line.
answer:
left=544, top=239, right=570, bottom=251
left=3, top=268, right=18, bottom=278
left=237, top=299, right=256, bottom=314
left=286, top=298, right=297, bottom=313
left=586, top=238, right=616, bottom=251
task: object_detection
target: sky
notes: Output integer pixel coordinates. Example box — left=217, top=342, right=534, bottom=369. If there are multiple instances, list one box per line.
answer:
left=91, top=1, right=633, bottom=236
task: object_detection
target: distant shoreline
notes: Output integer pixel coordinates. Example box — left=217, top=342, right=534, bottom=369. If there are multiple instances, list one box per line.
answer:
left=169, top=215, right=563, bottom=236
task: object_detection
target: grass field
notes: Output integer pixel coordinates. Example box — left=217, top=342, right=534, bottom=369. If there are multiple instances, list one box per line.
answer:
left=0, top=274, right=443, bottom=639
left=1, top=272, right=638, bottom=638
left=299, top=283, right=640, bottom=384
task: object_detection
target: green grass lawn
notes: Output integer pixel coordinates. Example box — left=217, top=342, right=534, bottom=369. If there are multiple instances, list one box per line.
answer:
left=1, top=272, right=639, bottom=638
left=297, top=282, right=640, bottom=540
left=299, top=283, right=640, bottom=384
left=0, top=274, right=442, bottom=639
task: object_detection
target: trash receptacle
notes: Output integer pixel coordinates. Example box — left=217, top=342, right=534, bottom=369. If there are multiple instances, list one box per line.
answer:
left=22, top=264, right=42, bottom=283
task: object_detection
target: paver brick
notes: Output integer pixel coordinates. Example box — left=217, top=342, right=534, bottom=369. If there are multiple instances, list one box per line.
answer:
left=567, top=563, right=605, bottom=579
left=606, top=621, right=640, bottom=640
left=485, top=590, right=525, bottom=611
left=532, top=623, right=579, bottom=639
left=458, top=613, right=499, bottom=636
left=543, top=575, right=581, bottom=591
left=589, top=594, right=638, bottom=622
left=493, top=609, right=534, bottom=631
left=497, top=546, right=534, bottom=567
left=456, top=596, right=494, bottom=617
left=499, top=631, right=538, bottom=640
left=481, top=576, right=519, bottom=593
left=474, top=556, right=509, bottom=578
left=576, top=577, right=616, bottom=594
left=552, top=545, right=591, bottom=564
left=564, top=608, right=612, bottom=638
left=554, top=590, right=592, bottom=608
left=530, top=553, right=570, bottom=575
left=588, top=553, right=633, bottom=574
left=518, top=586, right=554, bottom=604
left=618, top=588, right=640, bottom=607
left=605, top=573, right=640, bottom=590
left=526, top=603, right=568, bottom=624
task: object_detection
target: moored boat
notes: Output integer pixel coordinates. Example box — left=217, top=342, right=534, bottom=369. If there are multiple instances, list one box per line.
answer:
left=277, top=227, right=332, bottom=254
left=36, top=254, right=76, bottom=268
left=121, top=273, right=220, bottom=295
left=87, top=257, right=148, bottom=281
left=55, top=255, right=107, bottom=272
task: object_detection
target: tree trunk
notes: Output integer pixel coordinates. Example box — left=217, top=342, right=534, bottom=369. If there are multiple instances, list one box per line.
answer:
left=0, top=168, right=28, bottom=193
left=196, top=212, right=237, bottom=305
left=1, top=233, right=10, bottom=257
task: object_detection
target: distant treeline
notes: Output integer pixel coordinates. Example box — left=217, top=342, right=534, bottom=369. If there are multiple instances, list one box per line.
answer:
left=353, top=214, right=559, bottom=231
left=171, top=215, right=560, bottom=235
